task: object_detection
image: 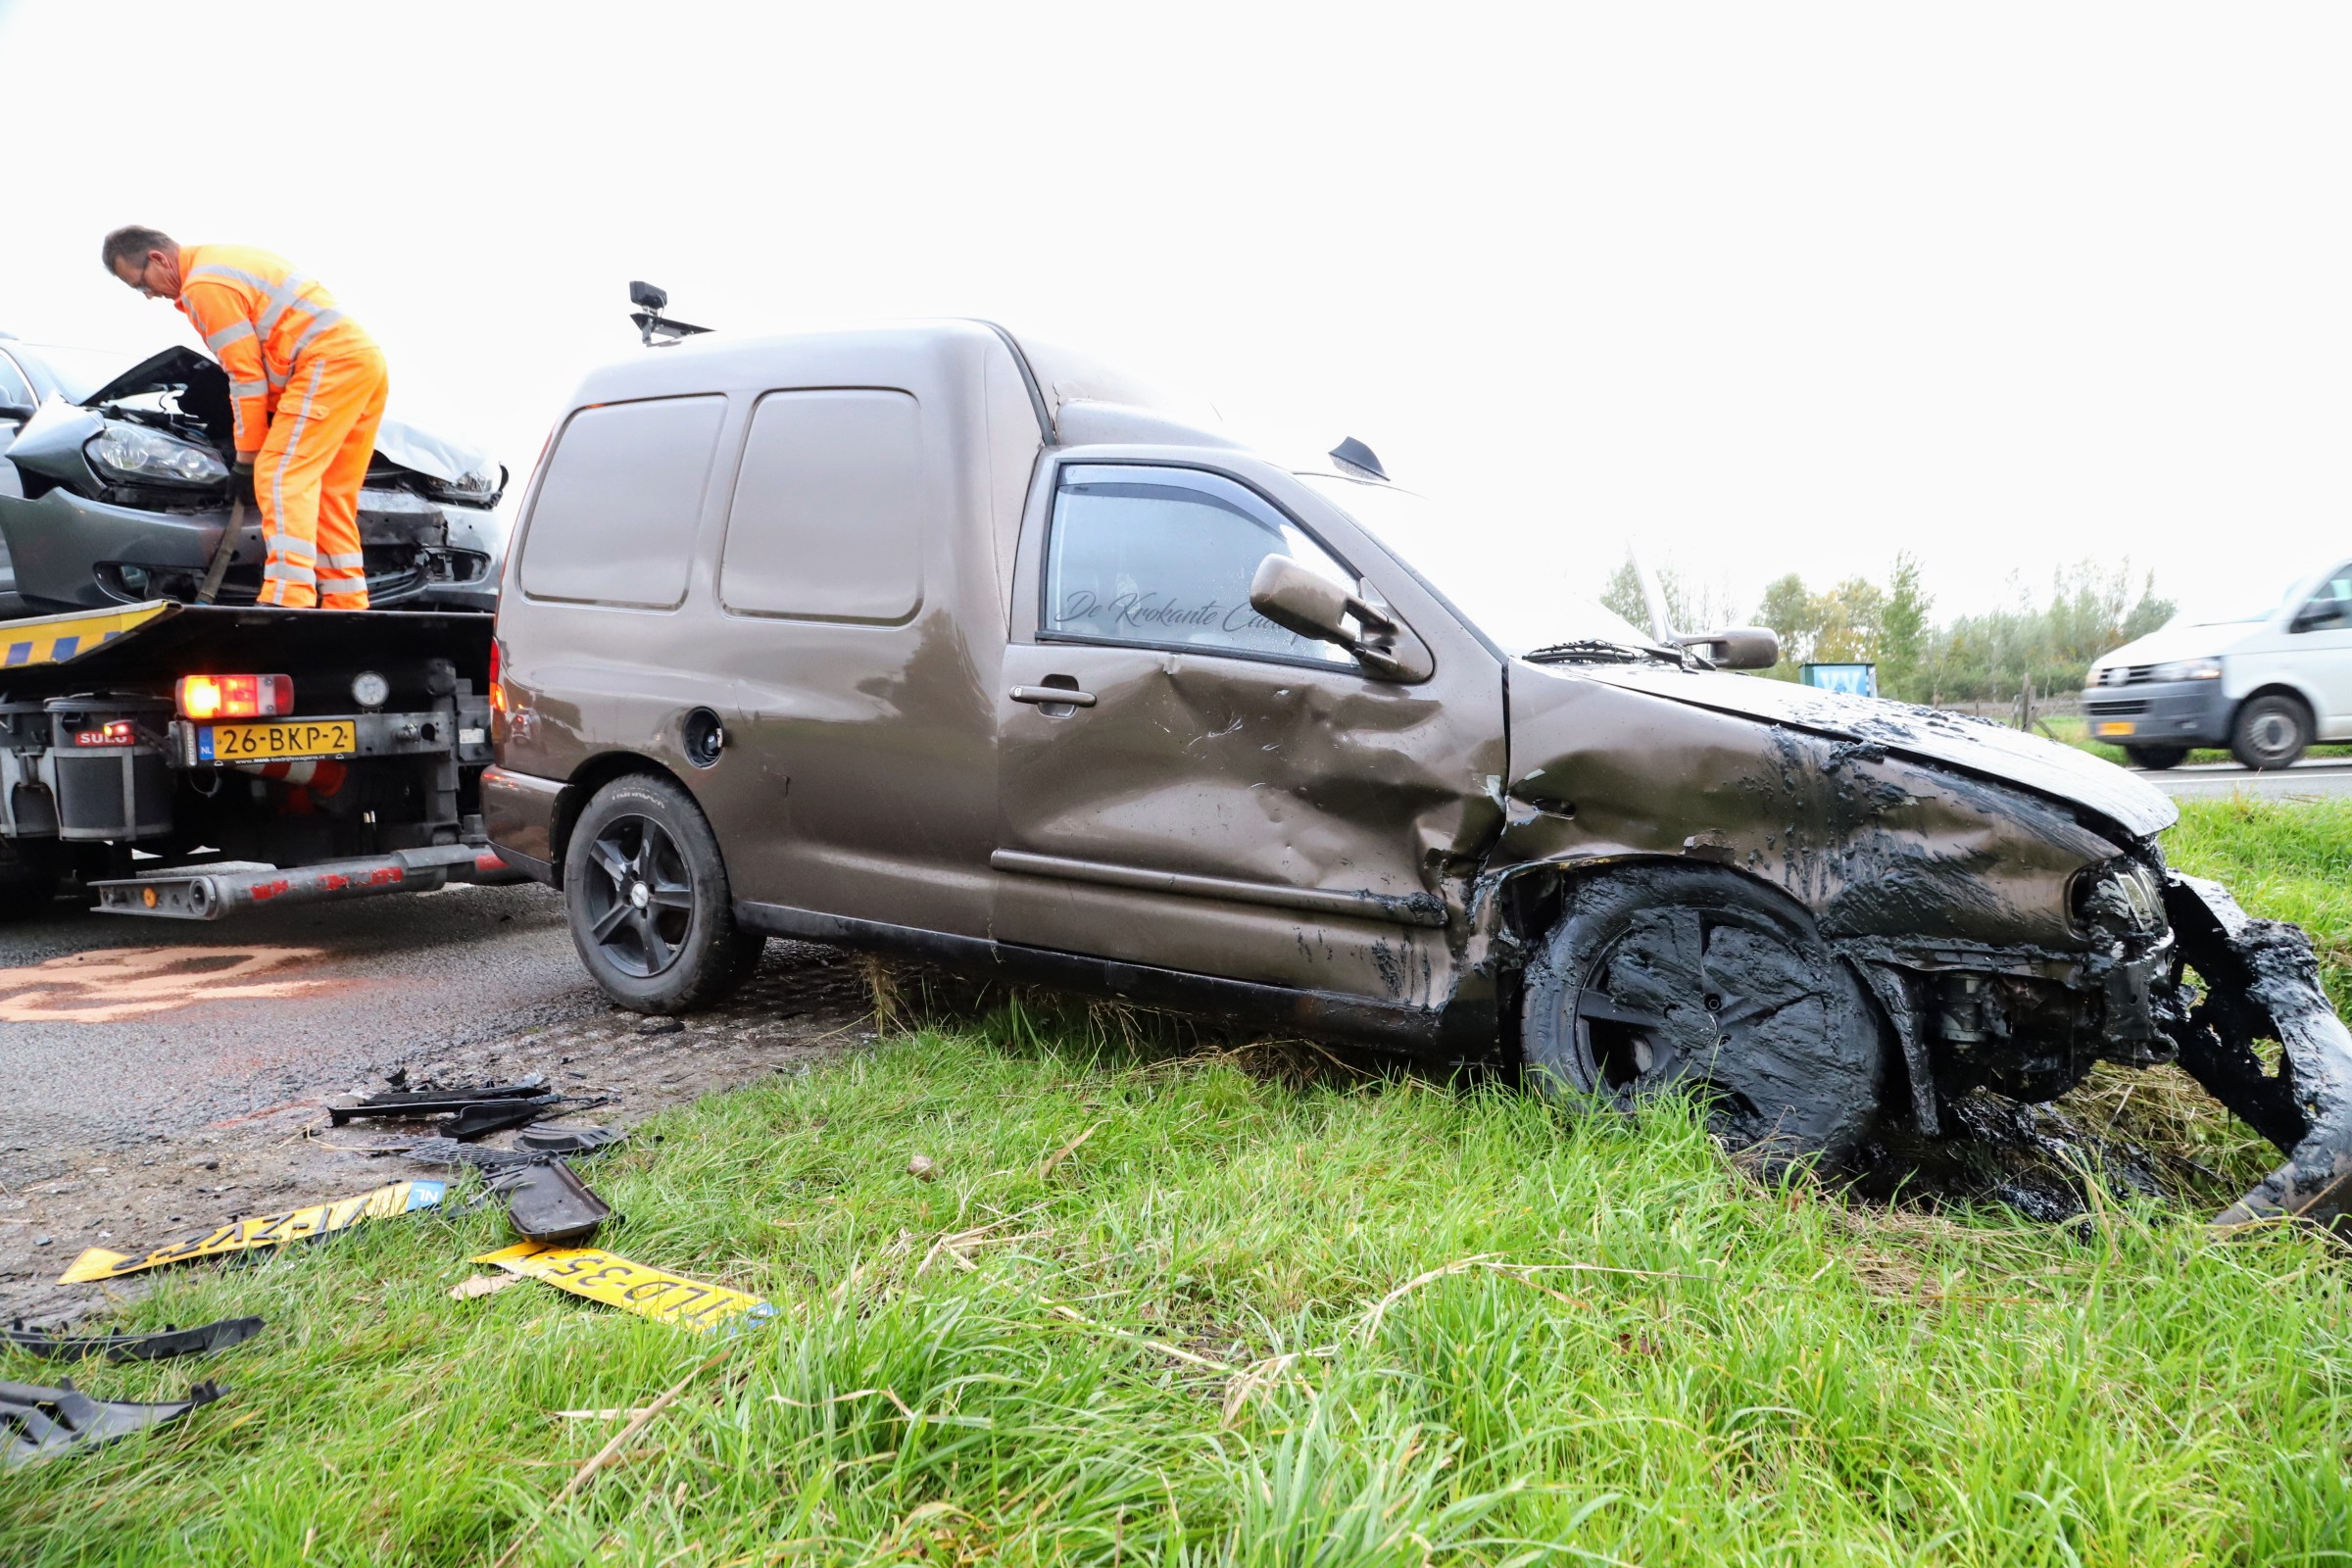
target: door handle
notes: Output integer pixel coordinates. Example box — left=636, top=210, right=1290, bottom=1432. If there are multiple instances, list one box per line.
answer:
left=1009, top=684, right=1097, bottom=708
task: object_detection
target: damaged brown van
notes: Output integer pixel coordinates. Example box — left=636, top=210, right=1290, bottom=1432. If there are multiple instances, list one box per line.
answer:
left=484, top=320, right=2352, bottom=1230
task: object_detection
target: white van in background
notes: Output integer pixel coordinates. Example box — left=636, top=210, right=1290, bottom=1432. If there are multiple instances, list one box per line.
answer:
left=2083, top=557, right=2352, bottom=770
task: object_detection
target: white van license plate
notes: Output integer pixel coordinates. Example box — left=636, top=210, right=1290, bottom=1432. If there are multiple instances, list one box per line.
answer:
left=2095, top=721, right=2137, bottom=738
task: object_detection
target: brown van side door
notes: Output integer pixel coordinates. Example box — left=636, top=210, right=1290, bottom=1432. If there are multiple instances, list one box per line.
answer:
left=992, top=461, right=1504, bottom=1008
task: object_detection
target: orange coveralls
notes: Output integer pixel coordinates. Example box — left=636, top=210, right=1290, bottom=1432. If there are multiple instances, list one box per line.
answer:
left=172, top=245, right=387, bottom=609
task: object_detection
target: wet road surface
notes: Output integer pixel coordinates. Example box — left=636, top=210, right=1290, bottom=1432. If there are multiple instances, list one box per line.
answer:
left=2144, top=759, right=2352, bottom=800
left=0, top=882, right=875, bottom=1321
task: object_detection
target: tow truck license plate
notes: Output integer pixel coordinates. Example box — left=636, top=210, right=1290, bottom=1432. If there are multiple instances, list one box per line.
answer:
left=198, top=719, right=357, bottom=761
left=2095, top=721, right=2137, bottom=738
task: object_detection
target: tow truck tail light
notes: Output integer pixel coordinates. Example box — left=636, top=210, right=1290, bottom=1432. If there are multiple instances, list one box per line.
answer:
left=489, top=639, right=507, bottom=717
left=175, top=673, right=294, bottom=720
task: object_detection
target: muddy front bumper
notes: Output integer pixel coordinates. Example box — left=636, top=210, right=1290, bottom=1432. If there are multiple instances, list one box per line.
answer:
left=2164, top=873, right=2352, bottom=1233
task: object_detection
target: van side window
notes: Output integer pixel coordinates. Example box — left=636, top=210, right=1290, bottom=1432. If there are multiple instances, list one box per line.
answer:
left=719, top=390, right=923, bottom=622
left=517, top=395, right=725, bottom=609
left=1043, top=466, right=1357, bottom=665
left=2299, top=571, right=2352, bottom=632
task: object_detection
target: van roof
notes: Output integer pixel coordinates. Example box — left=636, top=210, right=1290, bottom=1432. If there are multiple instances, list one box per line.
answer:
left=565, top=319, right=1226, bottom=452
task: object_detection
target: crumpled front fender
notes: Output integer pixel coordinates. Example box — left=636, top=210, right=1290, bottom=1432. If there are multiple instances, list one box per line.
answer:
left=2164, top=873, right=2352, bottom=1234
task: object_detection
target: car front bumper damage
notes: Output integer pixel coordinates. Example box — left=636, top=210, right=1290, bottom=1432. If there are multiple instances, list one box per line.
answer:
left=2164, top=873, right=2352, bottom=1233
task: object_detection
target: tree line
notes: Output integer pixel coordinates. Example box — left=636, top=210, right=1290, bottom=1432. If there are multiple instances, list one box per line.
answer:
left=1600, top=554, right=2175, bottom=702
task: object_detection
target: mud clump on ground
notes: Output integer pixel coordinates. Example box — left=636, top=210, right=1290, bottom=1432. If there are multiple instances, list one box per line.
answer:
left=1844, top=1075, right=2259, bottom=1223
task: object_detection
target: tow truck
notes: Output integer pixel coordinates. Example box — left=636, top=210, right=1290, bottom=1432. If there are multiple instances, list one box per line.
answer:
left=0, top=600, right=520, bottom=919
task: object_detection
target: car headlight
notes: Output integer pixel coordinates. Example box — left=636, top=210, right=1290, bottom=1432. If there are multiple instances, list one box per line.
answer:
left=84, top=420, right=228, bottom=488
left=422, top=463, right=503, bottom=505
left=2152, top=658, right=2222, bottom=681
left=2072, top=858, right=2168, bottom=936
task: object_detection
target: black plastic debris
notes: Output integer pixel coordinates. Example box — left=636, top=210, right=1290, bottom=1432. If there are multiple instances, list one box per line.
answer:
left=442, top=1096, right=568, bottom=1141
left=1, top=1377, right=224, bottom=1467
left=327, top=1075, right=613, bottom=1146
left=488, top=1160, right=614, bottom=1244
left=399, top=1138, right=541, bottom=1170
left=402, top=1125, right=627, bottom=1170
left=326, top=1075, right=550, bottom=1125
left=515, top=1124, right=626, bottom=1157
left=4, top=1315, right=264, bottom=1365
left=393, top=1124, right=622, bottom=1243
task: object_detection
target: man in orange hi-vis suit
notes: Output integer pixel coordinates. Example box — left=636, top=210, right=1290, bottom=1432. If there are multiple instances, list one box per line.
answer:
left=101, top=225, right=388, bottom=609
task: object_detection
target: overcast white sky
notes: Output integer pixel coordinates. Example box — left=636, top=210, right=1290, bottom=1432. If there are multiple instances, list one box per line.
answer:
left=1, top=1, right=2342, bottom=626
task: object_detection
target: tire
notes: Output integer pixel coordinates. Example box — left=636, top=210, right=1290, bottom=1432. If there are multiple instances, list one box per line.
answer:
left=2123, top=745, right=2188, bottom=771
left=1521, top=864, right=1886, bottom=1166
left=2230, top=693, right=2311, bottom=771
left=563, top=772, right=764, bottom=1012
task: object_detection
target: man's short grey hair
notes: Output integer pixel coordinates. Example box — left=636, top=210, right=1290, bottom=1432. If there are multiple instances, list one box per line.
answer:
left=101, top=225, right=176, bottom=275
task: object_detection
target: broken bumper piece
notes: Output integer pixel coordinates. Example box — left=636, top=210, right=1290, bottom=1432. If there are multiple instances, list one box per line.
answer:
left=487, top=1160, right=615, bottom=1245
left=4, top=1315, right=263, bottom=1364
left=1, top=1377, right=224, bottom=1467
left=2165, top=874, right=2352, bottom=1235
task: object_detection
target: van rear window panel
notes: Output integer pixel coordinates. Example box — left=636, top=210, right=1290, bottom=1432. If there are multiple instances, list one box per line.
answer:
left=718, top=389, right=925, bottom=623
left=517, top=395, right=727, bottom=609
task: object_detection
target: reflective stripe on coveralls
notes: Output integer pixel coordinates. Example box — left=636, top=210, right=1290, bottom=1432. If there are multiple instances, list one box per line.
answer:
left=254, top=348, right=390, bottom=609
left=172, top=246, right=385, bottom=609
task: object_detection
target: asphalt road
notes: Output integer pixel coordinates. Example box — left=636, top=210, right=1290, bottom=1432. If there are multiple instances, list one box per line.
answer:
left=2142, top=759, right=2352, bottom=800
left=0, top=881, right=875, bottom=1320
left=0, top=881, right=585, bottom=1162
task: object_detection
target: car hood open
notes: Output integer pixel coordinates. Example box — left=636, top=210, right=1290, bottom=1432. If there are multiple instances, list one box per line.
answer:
left=1560, top=662, right=2179, bottom=840
left=77, top=346, right=493, bottom=486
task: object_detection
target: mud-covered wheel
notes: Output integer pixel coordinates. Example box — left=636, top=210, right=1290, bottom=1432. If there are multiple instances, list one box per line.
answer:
left=2124, top=744, right=2188, bottom=771
left=1522, top=864, right=1886, bottom=1166
left=2230, top=693, right=2310, bottom=771
left=564, top=773, right=764, bottom=1013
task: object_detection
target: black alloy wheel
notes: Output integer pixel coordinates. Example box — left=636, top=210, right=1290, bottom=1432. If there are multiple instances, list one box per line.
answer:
left=1522, top=865, right=1886, bottom=1166
left=2230, top=693, right=2311, bottom=771
left=2123, top=744, right=2188, bottom=771
left=581, top=814, right=694, bottom=978
left=563, top=772, right=764, bottom=1012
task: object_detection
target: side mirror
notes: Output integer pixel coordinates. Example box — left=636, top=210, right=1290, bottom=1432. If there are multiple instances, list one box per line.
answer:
left=1249, top=555, right=1422, bottom=680
left=628, top=280, right=668, bottom=313
left=1675, top=625, right=1780, bottom=670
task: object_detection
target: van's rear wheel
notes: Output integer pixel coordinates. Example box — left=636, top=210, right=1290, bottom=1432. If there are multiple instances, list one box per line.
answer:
left=564, top=773, right=763, bottom=1012
left=1521, top=864, right=1886, bottom=1167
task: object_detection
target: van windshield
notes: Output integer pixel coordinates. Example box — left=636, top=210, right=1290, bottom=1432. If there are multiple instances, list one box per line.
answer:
left=1298, top=473, right=1660, bottom=658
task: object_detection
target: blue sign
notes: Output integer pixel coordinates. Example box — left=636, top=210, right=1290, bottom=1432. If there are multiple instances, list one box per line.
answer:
left=1799, top=662, right=1877, bottom=697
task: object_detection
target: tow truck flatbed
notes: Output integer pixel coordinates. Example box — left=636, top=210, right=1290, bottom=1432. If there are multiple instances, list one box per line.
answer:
left=0, top=602, right=492, bottom=696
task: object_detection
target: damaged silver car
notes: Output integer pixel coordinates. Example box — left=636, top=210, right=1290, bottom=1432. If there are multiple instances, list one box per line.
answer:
left=484, top=320, right=2352, bottom=1234
left=0, top=337, right=505, bottom=616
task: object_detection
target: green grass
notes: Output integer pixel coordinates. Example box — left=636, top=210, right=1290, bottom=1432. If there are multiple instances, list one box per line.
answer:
left=8, top=802, right=2352, bottom=1565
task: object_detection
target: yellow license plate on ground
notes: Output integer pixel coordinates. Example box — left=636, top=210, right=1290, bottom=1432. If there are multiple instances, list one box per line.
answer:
left=61, top=1180, right=444, bottom=1283
left=199, top=719, right=357, bottom=761
left=474, top=1242, right=776, bottom=1333
left=2095, top=721, right=2137, bottom=738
